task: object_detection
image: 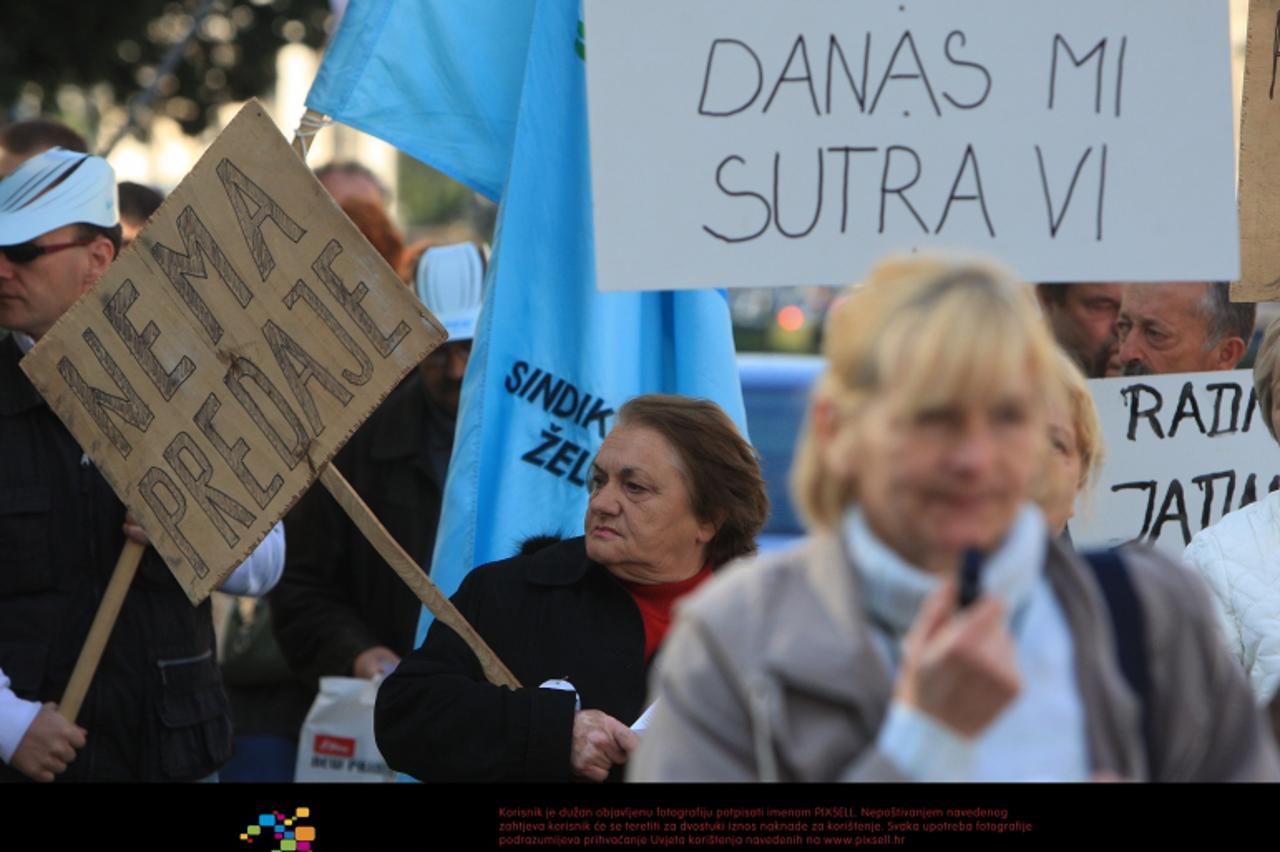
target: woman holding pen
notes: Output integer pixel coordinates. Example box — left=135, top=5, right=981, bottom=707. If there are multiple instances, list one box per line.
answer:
left=630, top=256, right=1278, bottom=782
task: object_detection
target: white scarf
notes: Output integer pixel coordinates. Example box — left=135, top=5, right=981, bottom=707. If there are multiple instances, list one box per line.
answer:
left=843, top=503, right=1089, bottom=781
left=842, top=503, right=1048, bottom=638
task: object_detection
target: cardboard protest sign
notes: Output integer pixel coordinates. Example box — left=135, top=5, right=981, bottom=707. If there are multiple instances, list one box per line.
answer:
left=1234, top=0, right=1280, bottom=303
left=22, top=100, right=446, bottom=604
left=583, top=0, right=1238, bottom=291
left=1071, top=371, right=1280, bottom=557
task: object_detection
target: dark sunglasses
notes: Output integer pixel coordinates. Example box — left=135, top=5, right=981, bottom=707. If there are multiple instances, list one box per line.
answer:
left=0, top=239, right=94, bottom=264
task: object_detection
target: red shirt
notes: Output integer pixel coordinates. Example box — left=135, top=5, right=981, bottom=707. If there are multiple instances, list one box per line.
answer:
left=619, top=564, right=713, bottom=664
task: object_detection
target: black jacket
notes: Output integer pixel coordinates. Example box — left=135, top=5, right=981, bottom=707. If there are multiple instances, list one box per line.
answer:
left=374, top=536, right=649, bottom=782
left=271, top=375, right=452, bottom=679
left=0, top=336, right=230, bottom=782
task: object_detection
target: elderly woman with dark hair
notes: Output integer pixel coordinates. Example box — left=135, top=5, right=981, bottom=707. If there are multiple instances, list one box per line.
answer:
left=374, top=394, right=767, bottom=782
left=630, top=256, right=1277, bottom=783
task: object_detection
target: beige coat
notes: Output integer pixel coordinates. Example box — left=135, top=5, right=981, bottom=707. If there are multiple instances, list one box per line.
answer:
left=629, top=535, right=1279, bottom=782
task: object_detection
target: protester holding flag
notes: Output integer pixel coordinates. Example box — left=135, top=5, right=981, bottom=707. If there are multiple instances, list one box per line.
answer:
left=374, top=394, right=767, bottom=782
left=630, top=257, right=1278, bottom=782
left=268, top=241, right=485, bottom=767
left=273, top=243, right=484, bottom=682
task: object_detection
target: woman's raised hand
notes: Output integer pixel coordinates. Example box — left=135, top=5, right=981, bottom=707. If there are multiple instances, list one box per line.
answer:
left=893, top=580, right=1021, bottom=738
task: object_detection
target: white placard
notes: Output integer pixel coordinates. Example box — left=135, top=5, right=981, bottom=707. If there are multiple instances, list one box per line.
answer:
left=584, top=0, right=1238, bottom=291
left=1071, top=371, right=1280, bottom=558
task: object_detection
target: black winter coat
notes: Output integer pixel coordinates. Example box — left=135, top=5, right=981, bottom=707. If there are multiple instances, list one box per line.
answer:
left=0, top=336, right=230, bottom=782
left=374, top=537, right=649, bottom=782
left=271, top=375, right=452, bottom=678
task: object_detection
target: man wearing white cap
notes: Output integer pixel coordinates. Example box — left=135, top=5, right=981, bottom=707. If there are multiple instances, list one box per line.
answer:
left=410, top=243, right=484, bottom=419
left=0, top=148, right=284, bottom=782
left=0, top=147, right=120, bottom=338
left=271, top=243, right=484, bottom=729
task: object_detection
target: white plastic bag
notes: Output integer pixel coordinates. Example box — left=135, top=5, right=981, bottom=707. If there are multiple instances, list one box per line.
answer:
left=294, top=676, right=396, bottom=783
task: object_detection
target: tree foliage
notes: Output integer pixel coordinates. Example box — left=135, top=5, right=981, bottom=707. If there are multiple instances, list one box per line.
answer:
left=1, top=0, right=330, bottom=137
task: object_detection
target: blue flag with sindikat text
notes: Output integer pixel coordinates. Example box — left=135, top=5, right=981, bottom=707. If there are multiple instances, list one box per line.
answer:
left=307, top=0, right=747, bottom=645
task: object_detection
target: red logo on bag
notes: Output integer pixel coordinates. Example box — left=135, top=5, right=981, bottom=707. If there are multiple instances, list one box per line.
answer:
left=313, top=734, right=356, bottom=758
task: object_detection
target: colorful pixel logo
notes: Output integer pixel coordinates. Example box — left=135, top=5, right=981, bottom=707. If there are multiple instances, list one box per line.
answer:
left=238, top=808, right=316, bottom=851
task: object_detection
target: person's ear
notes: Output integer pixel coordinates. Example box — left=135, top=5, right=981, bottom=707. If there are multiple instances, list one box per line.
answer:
left=814, top=395, right=862, bottom=486
left=812, top=396, right=838, bottom=448
left=695, top=517, right=717, bottom=547
left=1213, top=336, right=1247, bottom=370
left=81, top=237, right=115, bottom=291
left=695, top=508, right=725, bottom=547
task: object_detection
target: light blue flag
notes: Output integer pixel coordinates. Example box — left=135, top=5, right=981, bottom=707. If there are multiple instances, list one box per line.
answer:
left=306, top=0, right=535, bottom=200
left=419, top=0, right=747, bottom=646
left=306, top=0, right=747, bottom=647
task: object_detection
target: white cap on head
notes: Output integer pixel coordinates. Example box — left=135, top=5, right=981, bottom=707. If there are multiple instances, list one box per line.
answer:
left=415, top=242, right=485, bottom=341
left=0, top=147, right=118, bottom=245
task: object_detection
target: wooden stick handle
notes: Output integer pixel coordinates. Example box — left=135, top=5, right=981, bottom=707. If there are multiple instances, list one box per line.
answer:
left=59, top=539, right=147, bottom=722
left=318, top=464, right=521, bottom=689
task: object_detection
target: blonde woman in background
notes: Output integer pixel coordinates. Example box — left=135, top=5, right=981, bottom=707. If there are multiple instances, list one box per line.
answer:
left=1036, top=350, right=1105, bottom=541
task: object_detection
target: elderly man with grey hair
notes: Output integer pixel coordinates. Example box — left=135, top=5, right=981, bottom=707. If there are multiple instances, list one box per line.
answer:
left=1112, top=281, right=1256, bottom=376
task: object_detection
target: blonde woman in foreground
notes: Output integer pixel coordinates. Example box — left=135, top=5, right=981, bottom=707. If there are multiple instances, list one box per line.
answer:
left=630, top=257, right=1277, bottom=782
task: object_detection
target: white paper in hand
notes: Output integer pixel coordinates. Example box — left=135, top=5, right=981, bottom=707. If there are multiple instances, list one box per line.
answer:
left=632, top=701, right=658, bottom=732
